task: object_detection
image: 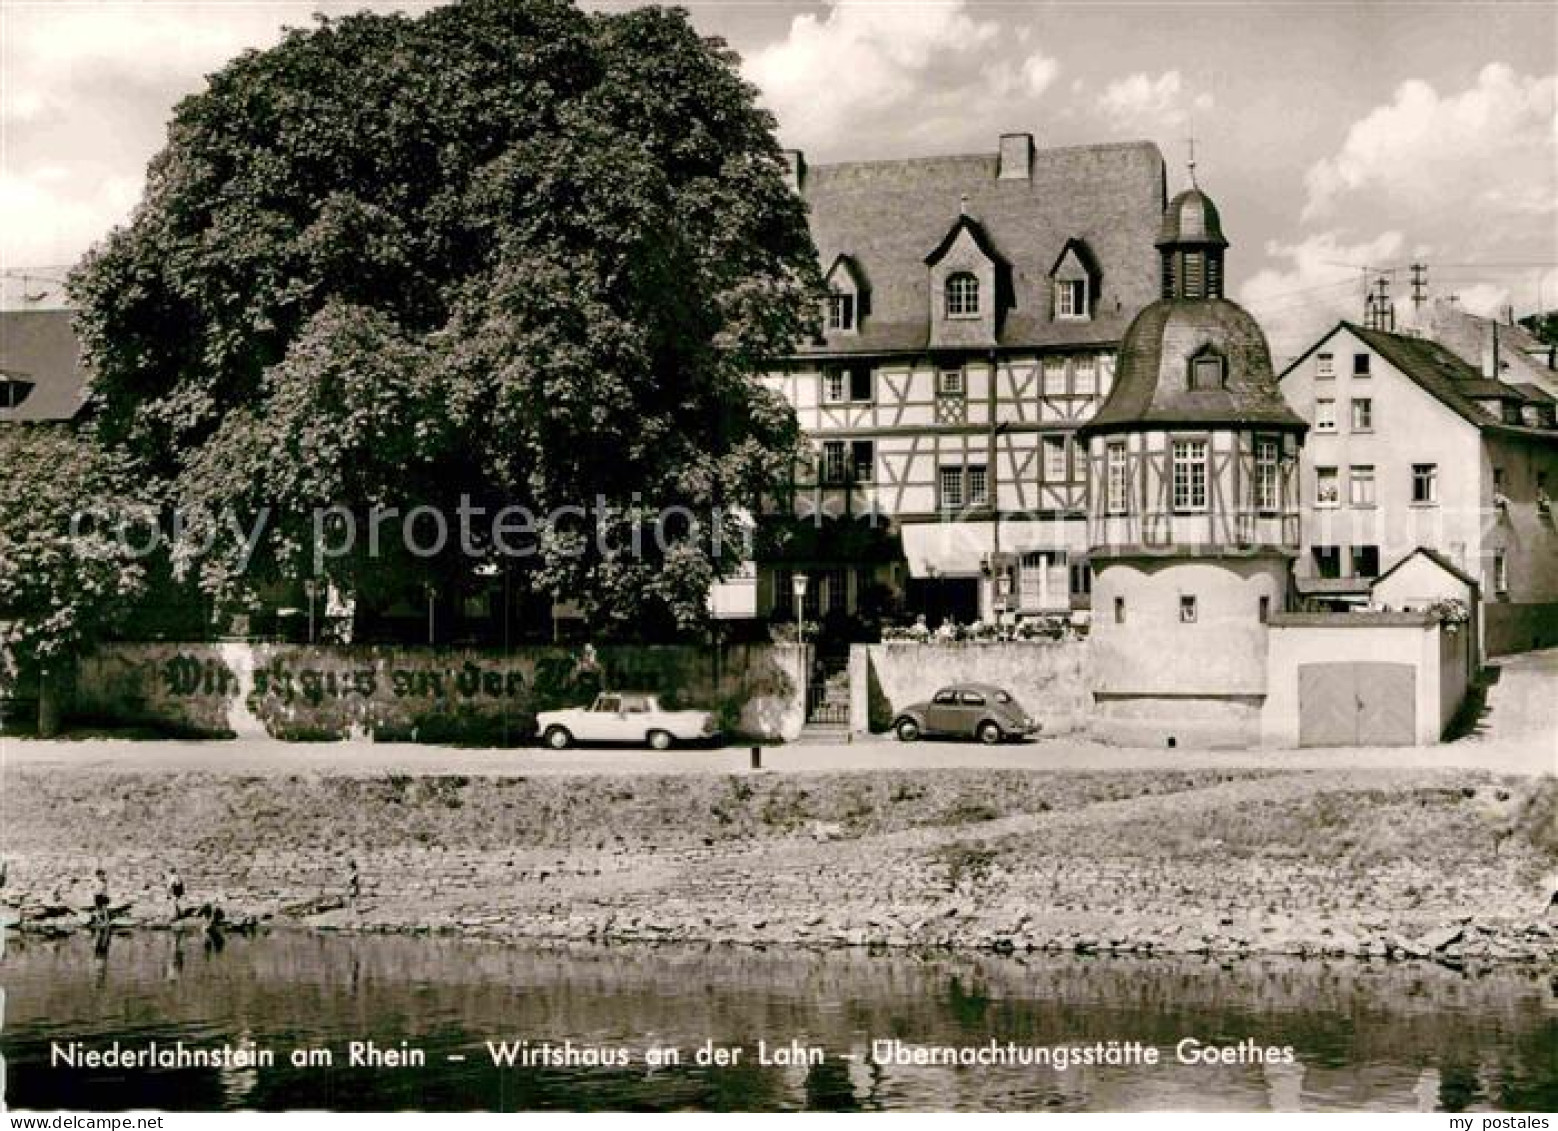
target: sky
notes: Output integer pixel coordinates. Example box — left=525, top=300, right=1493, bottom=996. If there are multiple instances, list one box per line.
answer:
left=2, top=0, right=1555, bottom=361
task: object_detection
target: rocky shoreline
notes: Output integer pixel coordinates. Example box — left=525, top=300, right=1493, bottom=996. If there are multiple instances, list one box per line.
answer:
left=6, top=763, right=1556, bottom=972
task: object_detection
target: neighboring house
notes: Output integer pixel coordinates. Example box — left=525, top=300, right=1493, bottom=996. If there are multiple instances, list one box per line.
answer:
left=754, top=135, right=1167, bottom=632
left=1278, top=322, right=1558, bottom=656
left=0, top=308, right=90, bottom=425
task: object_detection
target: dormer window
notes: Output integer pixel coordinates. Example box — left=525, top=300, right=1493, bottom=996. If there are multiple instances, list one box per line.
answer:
left=1187, top=347, right=1226, bottom=391
left=827, top=292, right=855, bottom=332
left=1056, top=280, right=1088, bottom=320
left=946, top=272, right=980, bottom=318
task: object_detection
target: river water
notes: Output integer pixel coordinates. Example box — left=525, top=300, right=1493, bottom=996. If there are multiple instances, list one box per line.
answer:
left=3, top=930, right=1554, bottom=1112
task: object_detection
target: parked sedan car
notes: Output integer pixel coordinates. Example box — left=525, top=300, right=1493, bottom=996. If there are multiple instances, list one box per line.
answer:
left=891, top=684, right=1039, bottom=744
left=536, top=692, right=718, bottom=751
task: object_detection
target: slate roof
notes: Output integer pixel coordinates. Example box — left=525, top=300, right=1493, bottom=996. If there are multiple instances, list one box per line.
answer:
left=1078, top=298, right=1307, bottom=436
left=796, top=141, right=1166, bottom=357
left=1344, top=324, right=1530, bottom=428
left=0, top=309, right=90, bottom=423
left=1156, top=188, right=1227, bottom=249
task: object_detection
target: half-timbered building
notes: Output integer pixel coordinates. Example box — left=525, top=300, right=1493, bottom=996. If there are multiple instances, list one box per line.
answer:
left=755, top=134, right=1168, bottom=632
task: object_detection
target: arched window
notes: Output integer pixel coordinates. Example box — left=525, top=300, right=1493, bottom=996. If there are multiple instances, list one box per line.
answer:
left=945, top=272, right=980, bottom=318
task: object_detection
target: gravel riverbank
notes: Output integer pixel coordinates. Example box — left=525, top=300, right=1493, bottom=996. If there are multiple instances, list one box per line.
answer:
left=4, top=763, right=1555, bottom=968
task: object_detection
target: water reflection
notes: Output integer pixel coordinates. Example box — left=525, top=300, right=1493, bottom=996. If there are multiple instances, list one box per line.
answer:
left=2, top=932, right=1554, bottom=1112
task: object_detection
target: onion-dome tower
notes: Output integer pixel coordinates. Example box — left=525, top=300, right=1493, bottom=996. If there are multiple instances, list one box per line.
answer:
left=1075, top=181, right=1308, bottom=747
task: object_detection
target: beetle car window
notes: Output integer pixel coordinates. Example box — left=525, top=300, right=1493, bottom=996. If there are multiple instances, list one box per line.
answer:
left=995, top=691, right=1012, bottom=704
left=933, top=690, right=959, bottom=705
left=959, top=691, right=986, bottom=706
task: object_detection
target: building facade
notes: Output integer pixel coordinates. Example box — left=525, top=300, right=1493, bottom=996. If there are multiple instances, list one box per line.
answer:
left=1278, top=322, right=1558, bottom=655
left=755, top=135, right=1168, bottom=633
left=1076, top=185, right=1308, bottom=747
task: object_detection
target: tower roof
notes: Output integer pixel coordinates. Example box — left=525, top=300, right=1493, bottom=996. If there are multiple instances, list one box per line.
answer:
left=1080, top=299, right=1306, bottom=435
left=1156, top=187, right=1228, bottom=249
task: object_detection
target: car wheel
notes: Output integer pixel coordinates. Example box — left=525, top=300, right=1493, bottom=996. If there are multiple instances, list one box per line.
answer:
left=976, top=721, right=1003, bottom=745
left=647, top=729, right=673, bottom=751
left=543, top=726, right=572, bottom=750
left=895, top=718, right=921, bottom=743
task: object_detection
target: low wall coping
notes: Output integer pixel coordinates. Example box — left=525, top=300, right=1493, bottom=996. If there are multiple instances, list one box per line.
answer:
left=1268, top=612, right=1436, bottom=629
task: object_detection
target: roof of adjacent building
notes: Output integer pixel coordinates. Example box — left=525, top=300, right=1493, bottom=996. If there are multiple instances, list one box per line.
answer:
left=1371, top=546, right=1481, bottom=594
left=1331, top=323, right=1557, bottom=441
left=1079, top=298, right=1308, bottom=435
left=0, top=308, right=90, bottom=423
left=797, top=140, right=1166, bottom=357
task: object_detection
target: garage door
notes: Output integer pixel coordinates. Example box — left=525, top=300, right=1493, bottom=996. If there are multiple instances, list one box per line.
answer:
left=1298, top=662, right=1416, bottom=747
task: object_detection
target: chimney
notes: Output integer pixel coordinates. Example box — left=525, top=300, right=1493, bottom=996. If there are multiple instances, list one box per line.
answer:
left=998, top=133, right=1034, bottom=180
left=781, top=149, right=806, bottom=194
left=1481, top=322, right=1499, bottom=378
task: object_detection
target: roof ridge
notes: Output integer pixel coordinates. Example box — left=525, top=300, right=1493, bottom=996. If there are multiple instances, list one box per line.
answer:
left=806, top=139, right=1161, bottom=174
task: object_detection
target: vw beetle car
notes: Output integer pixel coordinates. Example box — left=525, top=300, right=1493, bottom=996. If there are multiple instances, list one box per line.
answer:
left=891, top=683, right=1038, bottom=744
left=536, top=692, right=718, bottom=750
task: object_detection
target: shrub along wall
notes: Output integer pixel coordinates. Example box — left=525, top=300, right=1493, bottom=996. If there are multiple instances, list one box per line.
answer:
left=851, top=640, right=1092, bottom=736
left=69, top=642, right=808, bottom=744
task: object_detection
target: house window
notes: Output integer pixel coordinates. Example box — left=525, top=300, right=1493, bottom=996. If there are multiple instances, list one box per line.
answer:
left=828, top=292, right=855, bottom=331
left=1056, top=279, right=1088, bottom=320
left=946, top=272, right=980, bottom=318
left=1412, top=463, right=1438, bottom=505
left=939, top=466, right=964, bottom=511
left=1114, top=596, right=1126, bottom=624
left=848, top=365, right=872, bottom=402
left=1171, top=440, right=1208, bottom=513
left=1348, top=465, right=1375, bottom=507
left=1254, top=436, right=1280, bottom=512
left=1258, top=595, right=1271, bottom=623
left=1043, top=435, right=1068, bottom=481
left=1042, top=356, right=1068, bottom=396
left=1179, top=595, right=1198, bottom=623
left=1317, top=352, right=1335, bottom=379
left=1315, top=398, right=1336, bottom=432
left=1312, top=545, right=1341, bottom=579
left=1072, top=354, right=1097, bottom=395
left=1183, top=251, right=1205, bottom=297
left=821, top=441, right=847, bottom=484
left=1494, top=550, right=1508, bottom=594
left=851, top=440, right=874, bottom=483
left=1106, top=442, right=1129, bottom=515
left=1351, top=545, right=1380, bottom=578
left=1493, top=466, right=1506, bottom=497
left=938, top=368, right=965, bottom=396
left=1351, top=398, right=1373, bottom=431
left=1189, top=353, right=1225, bottom=391
left=967, top=465, right=989, bottom=507
left=1315, top=466, right=1340, bottom=507
left=823, top=370, right=846, bottom=404
left=1353, top=353, right=1371, bottom=377
left=1069, top=560, right=1092, bottom=597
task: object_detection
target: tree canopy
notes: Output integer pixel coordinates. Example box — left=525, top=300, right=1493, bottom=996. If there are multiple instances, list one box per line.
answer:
left=71, top=0, right=819, bottom=639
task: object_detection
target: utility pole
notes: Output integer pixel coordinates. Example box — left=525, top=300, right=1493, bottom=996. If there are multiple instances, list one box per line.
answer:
left=1409, top=262, right=1427, bottom=315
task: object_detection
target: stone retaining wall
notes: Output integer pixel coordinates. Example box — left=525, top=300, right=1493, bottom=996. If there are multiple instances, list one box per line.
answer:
left=70, top=641, right=807, bottom=744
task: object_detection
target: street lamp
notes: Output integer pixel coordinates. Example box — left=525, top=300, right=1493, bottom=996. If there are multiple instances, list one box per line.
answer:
left=792, top=572, right=809, bottom=646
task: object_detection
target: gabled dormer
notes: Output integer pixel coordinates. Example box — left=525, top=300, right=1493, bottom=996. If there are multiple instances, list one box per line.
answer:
left=924, top=212, right=1007, bottom=349
left=823, top=254, right=869, bottom=336
left=1050, top=238, right=1101, bottom=322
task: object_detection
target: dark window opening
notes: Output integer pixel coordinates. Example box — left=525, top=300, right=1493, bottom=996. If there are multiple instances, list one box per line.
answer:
left=1312, top=546, right=1341, bottom=579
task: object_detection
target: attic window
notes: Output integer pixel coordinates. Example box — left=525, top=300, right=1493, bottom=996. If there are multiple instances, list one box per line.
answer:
left=945, top=273, right=980, bottom=318
left=827, top=293, right=855, bottom=332
left=1188, top=350, right=1226, bottom=391
left=0, top=378, right=35, bottom=409
left=1056, top=279, right=1088, bottom=321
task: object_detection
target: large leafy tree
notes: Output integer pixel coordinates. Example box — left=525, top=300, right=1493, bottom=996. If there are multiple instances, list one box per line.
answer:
left=71, top=0, right=818, bottom=639
left=0, top=428, right=150, bottom=731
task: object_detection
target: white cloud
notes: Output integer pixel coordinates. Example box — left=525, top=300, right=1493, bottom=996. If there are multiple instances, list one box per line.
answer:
left=1240, top=230, right=1406, bottom=363
left=742, top=1, right=1059, bottom=157
left=1303, top=63, right=1557, bottom=223
left=1096, top=70, right=1212, bottom=132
